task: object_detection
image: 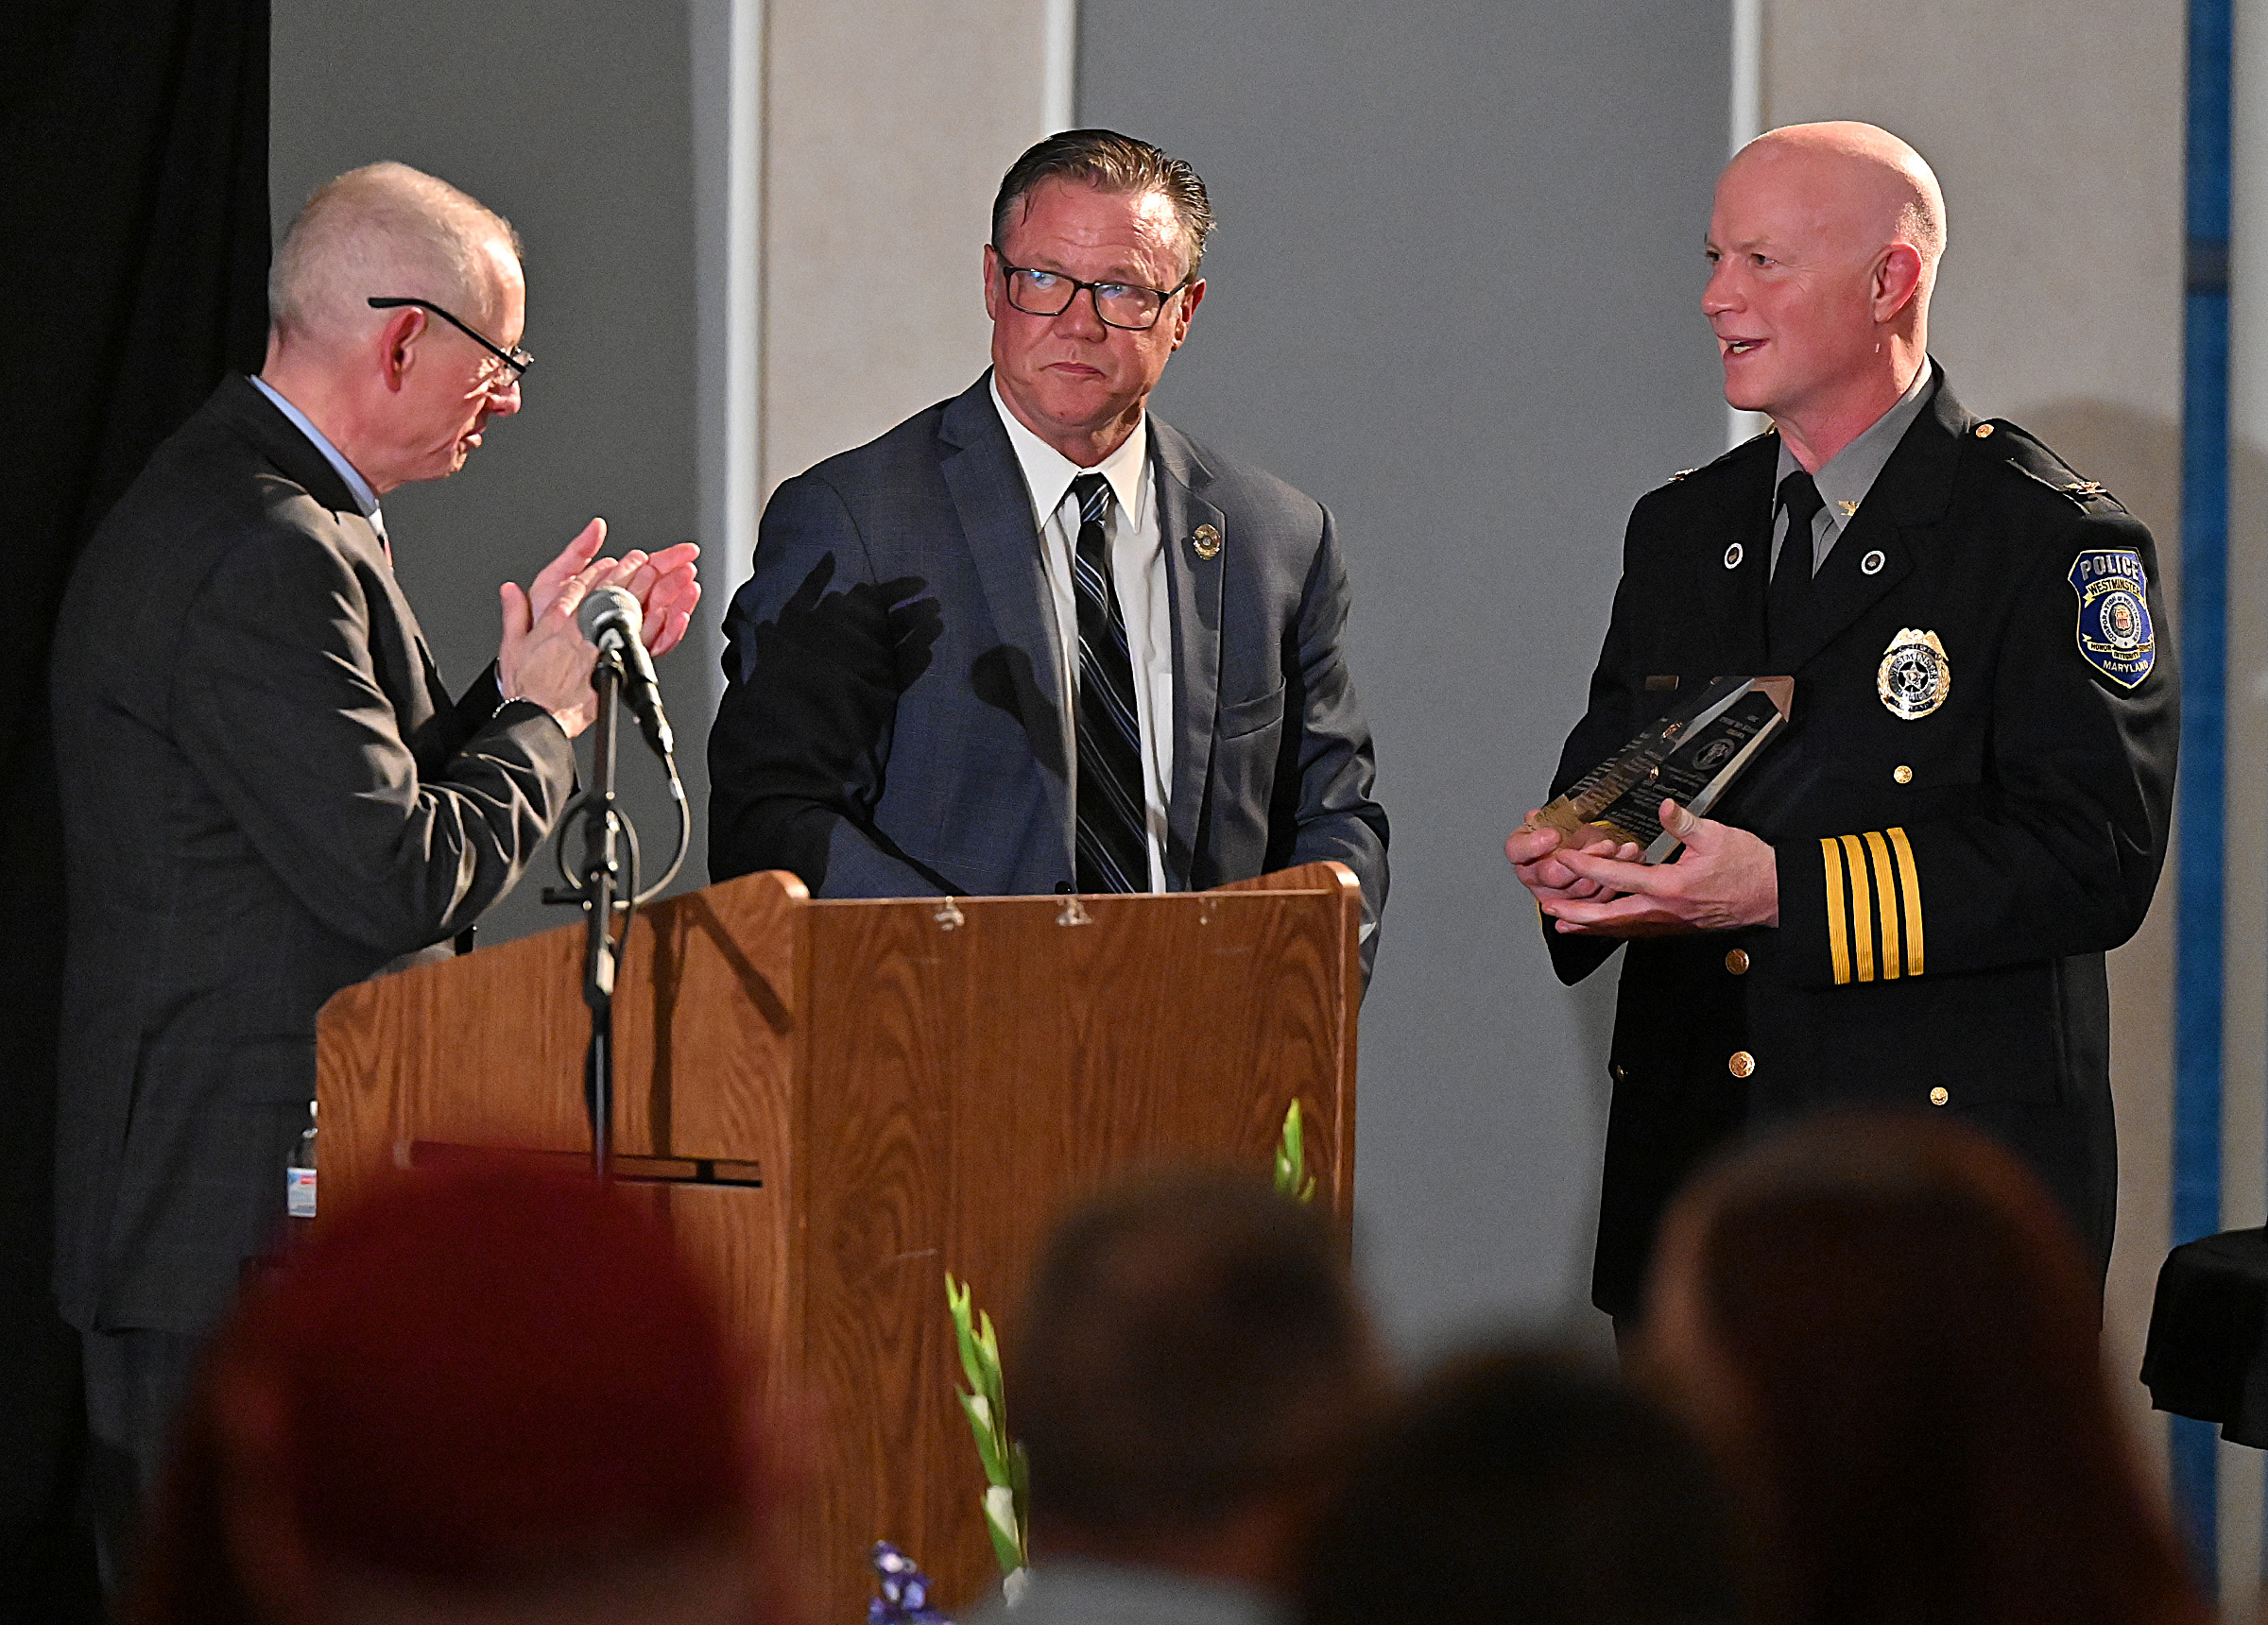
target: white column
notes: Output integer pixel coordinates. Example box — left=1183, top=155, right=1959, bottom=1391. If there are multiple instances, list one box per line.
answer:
left=694, top=0, right=1070, bottom=590
left=758, top=0, right=1068, bottom=500
left=1042, top=0, right=1077, bottom=133
left=1726, top=0, right=1769, bottom=450
left=691, top=0, right=765, bottom=674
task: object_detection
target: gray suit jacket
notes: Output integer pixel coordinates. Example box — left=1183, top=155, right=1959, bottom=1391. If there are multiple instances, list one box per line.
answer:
left=48, top=375, right=576, bottom=1335
left=707, top=373, right=1387, bottom=962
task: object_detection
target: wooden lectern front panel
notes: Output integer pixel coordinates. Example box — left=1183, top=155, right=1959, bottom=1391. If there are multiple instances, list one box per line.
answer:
left=795, top=875, right=1356, bottom=1617
left=317, top=863, right=1359, bottom=1625
left=316, top=870, right=812, bottom=1400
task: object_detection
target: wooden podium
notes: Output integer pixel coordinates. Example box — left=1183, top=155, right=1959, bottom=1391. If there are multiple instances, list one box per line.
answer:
left=316, top=860, right=1362, bottom=1619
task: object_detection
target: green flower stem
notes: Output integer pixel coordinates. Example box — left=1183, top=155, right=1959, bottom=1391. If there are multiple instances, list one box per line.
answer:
left=1273, top=1100, right=1317, bottom=1204
left=947, top=1273, right=1030, bottom=1576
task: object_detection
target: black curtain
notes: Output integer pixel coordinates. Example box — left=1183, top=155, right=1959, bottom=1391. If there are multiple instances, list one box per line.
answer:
left=0, top=2, right=269, bottom=1616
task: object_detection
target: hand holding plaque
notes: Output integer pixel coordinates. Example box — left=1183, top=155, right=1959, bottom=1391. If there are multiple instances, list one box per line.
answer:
left=1523, top=676, right=1794, bottom=863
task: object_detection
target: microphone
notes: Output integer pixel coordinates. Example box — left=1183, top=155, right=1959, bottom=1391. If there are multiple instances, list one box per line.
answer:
left=576, top=585, right=675, bottom=760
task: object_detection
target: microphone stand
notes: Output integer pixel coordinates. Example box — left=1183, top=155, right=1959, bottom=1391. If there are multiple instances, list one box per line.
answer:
left=577, top=640, right=627, bottom=1179
left=542, top=586, right=691, bottom=1182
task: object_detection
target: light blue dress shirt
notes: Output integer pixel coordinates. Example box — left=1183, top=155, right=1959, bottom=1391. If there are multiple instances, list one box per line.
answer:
left=249, top=374, right=386, bottom=543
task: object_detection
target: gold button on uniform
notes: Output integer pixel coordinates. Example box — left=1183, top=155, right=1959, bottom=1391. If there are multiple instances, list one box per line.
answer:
left=1974, top=422, right=1995, bottom=438
left=1728, top=1051, right=1756, bottom=1079
left=1725, top=949, right=1750, bottom=975
left=1930, top=1086, right=1950, bottom=1106
left=1894, top=764, right=1914, bottom=784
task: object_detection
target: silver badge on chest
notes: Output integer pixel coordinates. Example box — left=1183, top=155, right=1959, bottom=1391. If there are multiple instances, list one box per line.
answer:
left=1878, top=628, right=1951, bottom=721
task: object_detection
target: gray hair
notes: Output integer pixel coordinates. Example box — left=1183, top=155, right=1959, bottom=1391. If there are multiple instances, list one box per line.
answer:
left=268, top=162, right=521, bottom=346
left=992, top=128, right=1214, bottom=280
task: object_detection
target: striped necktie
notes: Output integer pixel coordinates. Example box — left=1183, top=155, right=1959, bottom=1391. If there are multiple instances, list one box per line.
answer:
left=1070, top=473, right=1148, bottom=893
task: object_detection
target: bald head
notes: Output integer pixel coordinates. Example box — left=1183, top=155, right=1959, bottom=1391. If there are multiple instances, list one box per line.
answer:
left=269, top=162, right=521, bottom=351
left=1704, top=122, right=1945, bottom=467
left=1730, top=122, right=1945, bottom=294
left=260, top=163, right=532, bottom=494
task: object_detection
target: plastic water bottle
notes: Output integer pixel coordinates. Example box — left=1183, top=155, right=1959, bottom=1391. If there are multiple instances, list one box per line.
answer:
left=286, top=1100, right=318, bottom=1226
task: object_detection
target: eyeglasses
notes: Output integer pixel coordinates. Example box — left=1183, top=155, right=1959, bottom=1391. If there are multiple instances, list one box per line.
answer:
left=367, top=297, right=533, bottom=388
left=992, top=252, right=1193, bottom=332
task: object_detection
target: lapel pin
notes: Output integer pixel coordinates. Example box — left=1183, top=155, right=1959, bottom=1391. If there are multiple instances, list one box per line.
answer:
left=1861, top=549, right=1886, bottom=575
left=1837, top=499, right=1860, bottom=519
left=1192, top=523, right=1222, bottom=559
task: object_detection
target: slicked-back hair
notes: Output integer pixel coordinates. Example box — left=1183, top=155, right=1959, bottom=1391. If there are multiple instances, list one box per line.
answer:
left=269, top=162, right=521, bottom=347
left=1013, top=1172, right=1379, bottom=1544
left=991, top=128, right=1214, bottom=281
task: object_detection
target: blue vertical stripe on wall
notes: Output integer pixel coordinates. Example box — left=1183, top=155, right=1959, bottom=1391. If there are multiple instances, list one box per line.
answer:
left=2174, top=0, right=2232, bottom=1574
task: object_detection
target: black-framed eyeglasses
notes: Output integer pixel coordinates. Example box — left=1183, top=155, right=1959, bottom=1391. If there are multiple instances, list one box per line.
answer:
left=992, top=251, right=1193, bottom=332
left=367, top=297, right=533, bottom=386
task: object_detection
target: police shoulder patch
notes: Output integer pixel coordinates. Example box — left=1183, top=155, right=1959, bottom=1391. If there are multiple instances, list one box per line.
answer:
left=2068, top=548, right=2155, bottom=688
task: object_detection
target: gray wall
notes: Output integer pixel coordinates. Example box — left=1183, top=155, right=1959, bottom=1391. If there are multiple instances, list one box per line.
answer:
left=270, top=0, right=704, bottom=943
left=1081, top=2, right=1733, bottom=1348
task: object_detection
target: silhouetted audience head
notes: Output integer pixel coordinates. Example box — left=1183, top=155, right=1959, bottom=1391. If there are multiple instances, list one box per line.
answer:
left=1301, top=1348, right=1749, bottom=1625
left=1014, top=1172, right=1384, bottom=1587
left=1641, top=1111, right=2206, bottom=1625
left=128, top=1159, right=786, bottom=1625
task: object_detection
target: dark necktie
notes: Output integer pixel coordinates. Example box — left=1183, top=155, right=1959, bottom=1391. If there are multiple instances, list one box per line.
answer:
left=1767, top=469, right=1827, bottom=656
left=1070, top=474, right=1148, bottom=892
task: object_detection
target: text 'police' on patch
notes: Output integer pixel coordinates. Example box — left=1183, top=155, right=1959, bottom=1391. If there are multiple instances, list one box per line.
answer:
left=2068, top=549, right=2155, bottom=689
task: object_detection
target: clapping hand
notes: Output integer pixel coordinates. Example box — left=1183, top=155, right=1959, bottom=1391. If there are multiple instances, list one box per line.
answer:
left=512, top=521, right=703, bottom=657
left=494, top=520, right=704, bottom=736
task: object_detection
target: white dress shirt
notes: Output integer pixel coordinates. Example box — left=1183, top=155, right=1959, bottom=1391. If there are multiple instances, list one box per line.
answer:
left=991, top=377, right=1174, bottom=893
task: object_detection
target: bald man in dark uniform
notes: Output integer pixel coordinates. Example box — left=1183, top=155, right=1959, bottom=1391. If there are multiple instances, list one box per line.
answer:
left=1507, top=123, right=2177, bottom=1325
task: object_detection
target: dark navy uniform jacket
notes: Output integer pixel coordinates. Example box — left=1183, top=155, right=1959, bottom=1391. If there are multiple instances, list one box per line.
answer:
left=1545, top=373, right=2178, bottom=1318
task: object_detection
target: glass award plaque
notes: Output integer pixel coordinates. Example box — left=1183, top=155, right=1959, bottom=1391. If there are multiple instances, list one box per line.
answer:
left=1526, top=676, right=1795, bottom=863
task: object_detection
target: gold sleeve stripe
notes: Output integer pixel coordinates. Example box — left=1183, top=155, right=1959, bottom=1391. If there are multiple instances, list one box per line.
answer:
left=1887, top=826, right=1924, bottom=976
left=1837, top=834, right=1875, bottom=984
left=1862, top=830, right=1901, bottom=980
left=1820, top=829, right=1925, bottom=985
left=1821, top=837, right=1852, bottom=985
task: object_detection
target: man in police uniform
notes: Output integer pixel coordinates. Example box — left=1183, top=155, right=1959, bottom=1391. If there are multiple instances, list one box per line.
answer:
left=1506, top=122, right=2177, bottom=1324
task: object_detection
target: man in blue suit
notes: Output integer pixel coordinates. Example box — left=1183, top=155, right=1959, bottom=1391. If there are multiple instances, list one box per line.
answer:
left=710, top=130, right=1387, bottom=968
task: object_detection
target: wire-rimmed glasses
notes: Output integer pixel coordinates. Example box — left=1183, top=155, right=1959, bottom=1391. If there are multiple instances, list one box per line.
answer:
left=367, top=297, right=533, bottom=388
